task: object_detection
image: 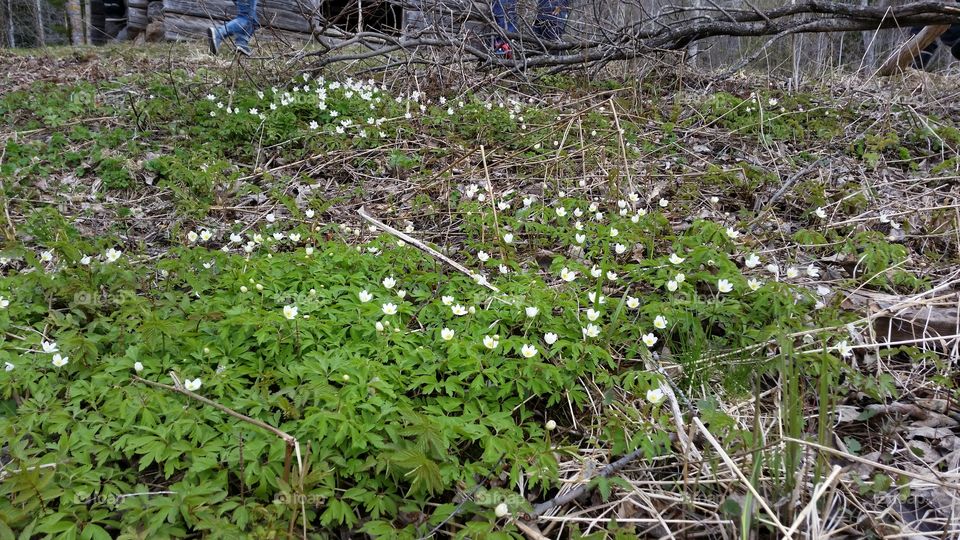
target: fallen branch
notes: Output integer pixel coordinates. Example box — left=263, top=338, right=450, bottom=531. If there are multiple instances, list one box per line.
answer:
left=304, top=0, right=960, bottom=74
left=133, top=373, right=303, bottom=485
left=782, top=436, right=960, bottom=490
left=527, top=432, right=678, bottom=519
left=358, top=205, right=501, bottom=293
left=692, top=417, right=790, bottom=537
left=877, top=24, right=951, bottom=76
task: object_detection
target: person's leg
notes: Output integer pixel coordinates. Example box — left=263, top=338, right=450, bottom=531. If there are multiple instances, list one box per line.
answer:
left=533, top=0, right=569, bottom=41
left=232, top=0, right=258, bottom=54
left=491, top=0, right=517, bottom=57
left=491, top=0, right=517, bottom=34
left=941, top=24, right=960, bottom=60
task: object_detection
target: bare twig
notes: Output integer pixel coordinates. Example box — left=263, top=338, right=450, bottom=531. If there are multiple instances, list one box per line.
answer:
left=358, top=205, right=501, bottom=293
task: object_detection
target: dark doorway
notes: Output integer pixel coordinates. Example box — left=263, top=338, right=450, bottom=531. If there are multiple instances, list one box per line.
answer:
left=319, top=0, right=401, bottom=35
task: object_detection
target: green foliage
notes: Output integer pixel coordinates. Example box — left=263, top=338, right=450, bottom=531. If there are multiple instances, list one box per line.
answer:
left=699, top=92, right=845, bottom=143
left=841, top=231, right=925, bottom=291
left=0, top=185, right=880, bottom=536
left=1, top=60, right=941, bottom=538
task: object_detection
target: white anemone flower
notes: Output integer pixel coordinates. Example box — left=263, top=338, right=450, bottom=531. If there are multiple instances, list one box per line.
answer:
left=441, top=328, right=455, bottom=341
left=717, top=279, right=733, bottom=293
left=51, top=353, right=69, bottom=367
left=544, top=332, right=558, bottom=344
left=283, top=305, right=299, bottom=319
left=184, top=378, right=202, bottom=391
left=653, top=315, right=668, bottom=330
left=483, top=335, right=499, bottom=349
left=559, top=268, right=577, bottom=282
left=521, top=344, right=538, bottom=358
left=835, top=340, right=854, bottom=358
left=104, top=248, right=122, bottom=263
left=641, top=333, right=658, bottom=347
left=381, top=303, right=398, bottom=315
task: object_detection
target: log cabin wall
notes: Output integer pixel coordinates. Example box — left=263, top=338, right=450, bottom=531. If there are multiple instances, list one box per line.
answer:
left=160, top=0, right=320, bottom=41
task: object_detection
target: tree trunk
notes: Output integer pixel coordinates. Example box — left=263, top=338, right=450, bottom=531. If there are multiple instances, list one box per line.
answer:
left=4, top=0, right=15, bottom=47
left=860, top=0, right=875, bottom=69
left=67, top=0, right=84, bottom=44
left=877, top=24, right=950, bottom=75
left=33, top=0, right=46, bottom=46
left=686, top=0, right=702, bottom=66
left=85, top=0, right=93, bottom=44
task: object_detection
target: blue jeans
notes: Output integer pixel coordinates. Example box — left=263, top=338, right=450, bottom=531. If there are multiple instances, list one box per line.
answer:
left=492, top=0, right=570, bottom=42
left=217, top=0, right=258, bottom=48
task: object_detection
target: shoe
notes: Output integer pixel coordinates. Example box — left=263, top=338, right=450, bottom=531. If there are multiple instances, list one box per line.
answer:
left=207, top=27, right=219, bottom=55
left=493, top=41, right=512, bottom=60
left=237, top=43, right=252, bottom=57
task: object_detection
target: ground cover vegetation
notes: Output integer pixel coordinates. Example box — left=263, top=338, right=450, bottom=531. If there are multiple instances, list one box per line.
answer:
left=1, top=45, right=959, bottom=538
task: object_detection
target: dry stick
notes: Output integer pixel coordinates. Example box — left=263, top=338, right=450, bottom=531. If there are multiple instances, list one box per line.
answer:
left=782, top=465, right=843, bottom=540
left=753, top=158, right=828, bottom=213
left=358, top=206, right=501, bottom=293
left=692, top=417, right=791, bottom=537
left=528, top=433, right=678, bottom=519
left=132, top=374, right=301, bottom=485
left=781, top=437, right=960, bottom=491
left=608, top=99, right=633, bottom=194
left=0, top=462, right=57, bottom=481
left=479, top=145, right=504, bottom=258
left=876, top=24, right=951, bottom=76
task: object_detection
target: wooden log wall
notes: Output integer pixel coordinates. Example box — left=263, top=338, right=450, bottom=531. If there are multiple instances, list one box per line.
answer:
left=128, top=0, right=148, bottom=30
left=162, top=0, right=320, bottom=40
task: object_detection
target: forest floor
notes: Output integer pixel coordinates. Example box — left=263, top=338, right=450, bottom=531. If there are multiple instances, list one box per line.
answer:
left=1, top=43, right=960, bottom=539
